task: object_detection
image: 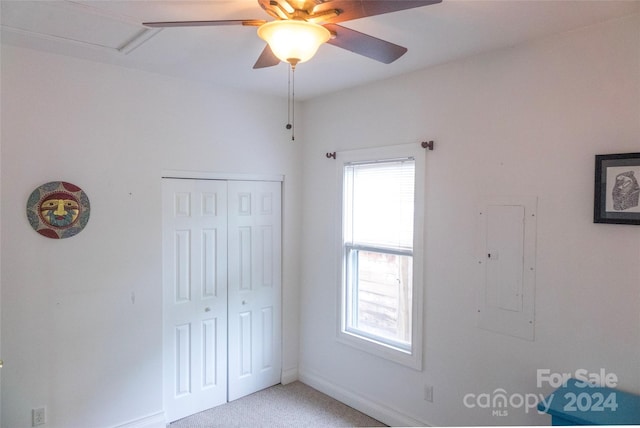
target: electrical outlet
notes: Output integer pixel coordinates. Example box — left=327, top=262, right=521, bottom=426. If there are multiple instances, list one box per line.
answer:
left=424, top=385, right=434, bottom=403
left=32, top=407, right=45, bottom=426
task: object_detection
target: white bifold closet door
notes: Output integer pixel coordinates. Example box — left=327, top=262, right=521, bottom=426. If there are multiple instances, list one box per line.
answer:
left=162, top=178, right=282, bottom=423
left=226, top=180, right=282, bottom=401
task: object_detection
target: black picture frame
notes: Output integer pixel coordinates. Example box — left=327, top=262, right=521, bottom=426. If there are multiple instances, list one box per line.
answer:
left=594, top=152, right=640, bottom=225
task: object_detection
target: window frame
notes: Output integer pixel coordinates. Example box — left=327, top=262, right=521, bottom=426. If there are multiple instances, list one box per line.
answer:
left=336, top=143, right=425, bottom=370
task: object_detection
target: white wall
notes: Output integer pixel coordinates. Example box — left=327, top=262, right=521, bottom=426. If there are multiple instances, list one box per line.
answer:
left=0, top=46, right=302, bottom=428
left=299, top=13, right=640, bottom=426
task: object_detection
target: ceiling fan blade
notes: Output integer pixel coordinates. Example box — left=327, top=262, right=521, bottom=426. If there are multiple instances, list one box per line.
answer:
left=313, top=1, right=441, bottom=24
left=323, top=23, right=407, bottom=64
left=143, top=19, right=266, bottom=28
left=253, top=45, right=281, bottom=69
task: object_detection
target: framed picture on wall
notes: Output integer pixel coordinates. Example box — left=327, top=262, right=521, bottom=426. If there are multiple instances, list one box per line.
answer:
left=594, top=152, right=640, bottom=225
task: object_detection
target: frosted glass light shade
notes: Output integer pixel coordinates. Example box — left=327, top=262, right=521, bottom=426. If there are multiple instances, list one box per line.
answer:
left=257, top=20, right=330, bottom=66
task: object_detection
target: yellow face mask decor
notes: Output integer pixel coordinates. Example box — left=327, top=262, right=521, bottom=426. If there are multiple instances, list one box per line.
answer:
left=27, top=181, right=90, bottom=239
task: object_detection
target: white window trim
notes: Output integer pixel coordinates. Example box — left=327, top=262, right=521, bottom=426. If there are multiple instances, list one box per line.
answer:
left=335, top=143, right=425, bottom=370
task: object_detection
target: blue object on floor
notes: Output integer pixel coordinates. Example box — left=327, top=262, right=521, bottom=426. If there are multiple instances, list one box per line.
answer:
left=537, top=378, right=640, bottom=425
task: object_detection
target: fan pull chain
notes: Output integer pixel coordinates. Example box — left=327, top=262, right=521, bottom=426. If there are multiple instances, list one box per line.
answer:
left=287, top=66, right=291, bottom=130
left=286, top=64, right=296, bottom=141
left=286, top=65, right=296, bottom=141
left=291, top=65, right=295, bottom=141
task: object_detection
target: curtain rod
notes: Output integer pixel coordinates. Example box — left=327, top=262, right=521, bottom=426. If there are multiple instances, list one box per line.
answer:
left=325, top=140, right=434, bottom=160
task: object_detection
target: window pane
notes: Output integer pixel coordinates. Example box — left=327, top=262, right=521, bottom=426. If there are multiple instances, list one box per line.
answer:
left=344, top=160, right=415, bottom=249
left=339, top=147, right=423, bottom=367
left=347, top=249, right=413, bottom=348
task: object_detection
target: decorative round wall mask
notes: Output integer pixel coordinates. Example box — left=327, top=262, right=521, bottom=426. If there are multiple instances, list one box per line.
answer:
left=27, top=181, right=90, bottom=239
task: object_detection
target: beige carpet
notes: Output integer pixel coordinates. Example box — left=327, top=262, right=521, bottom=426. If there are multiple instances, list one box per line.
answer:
left=170, top=381, right=386, bottom=427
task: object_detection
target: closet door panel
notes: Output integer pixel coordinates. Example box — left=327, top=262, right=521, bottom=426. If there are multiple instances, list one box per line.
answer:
left=162, top=179, right=228, bottom=422
left=227, top=180, right=282, bottom=401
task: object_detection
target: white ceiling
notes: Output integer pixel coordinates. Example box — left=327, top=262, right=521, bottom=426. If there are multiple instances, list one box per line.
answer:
left=2, top=0, right=639, bottom=100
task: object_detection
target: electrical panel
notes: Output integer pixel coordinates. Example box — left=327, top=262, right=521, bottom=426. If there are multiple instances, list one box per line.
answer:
left=477, top=196, right=537, bottom=341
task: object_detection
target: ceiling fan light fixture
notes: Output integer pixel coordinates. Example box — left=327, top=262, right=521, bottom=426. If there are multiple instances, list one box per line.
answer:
left=257, top=20, right=330, bottom=67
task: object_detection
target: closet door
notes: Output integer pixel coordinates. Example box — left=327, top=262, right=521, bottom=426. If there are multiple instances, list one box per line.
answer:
left=162, top=179, right=228, bottom=423
left=227, top=180, right=282, bottom=401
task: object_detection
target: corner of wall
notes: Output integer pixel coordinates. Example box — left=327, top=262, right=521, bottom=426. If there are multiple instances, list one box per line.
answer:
left=281, top=367, right=299, bottom=385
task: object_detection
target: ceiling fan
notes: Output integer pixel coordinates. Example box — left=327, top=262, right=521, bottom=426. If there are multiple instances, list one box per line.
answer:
left=143, top=0, right=442, bottom=69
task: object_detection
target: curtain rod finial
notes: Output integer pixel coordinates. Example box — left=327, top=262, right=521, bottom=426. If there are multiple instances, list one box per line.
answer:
left=421, top=141, right=434, bottom=151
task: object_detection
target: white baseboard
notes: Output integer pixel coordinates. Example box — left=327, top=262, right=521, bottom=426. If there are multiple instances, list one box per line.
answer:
left=281, top=367, right=299, bottom=385
left=112, top=411, right=166, bottom=428
left=298, top=368, right=430, bottom=427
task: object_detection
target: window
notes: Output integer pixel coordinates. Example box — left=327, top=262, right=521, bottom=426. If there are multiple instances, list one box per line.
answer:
left=338, top=144, right=424, bottom=369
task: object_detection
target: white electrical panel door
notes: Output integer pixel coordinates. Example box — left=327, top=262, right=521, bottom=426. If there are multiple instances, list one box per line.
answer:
left=486, top=205, right=525, bottom=313
left=478, top=196, right=537, bottom=340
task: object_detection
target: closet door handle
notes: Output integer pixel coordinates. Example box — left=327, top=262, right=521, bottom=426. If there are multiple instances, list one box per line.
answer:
left=242, top=300, right=247, bottom=305
left=204, top=307, right=211, bottom=312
